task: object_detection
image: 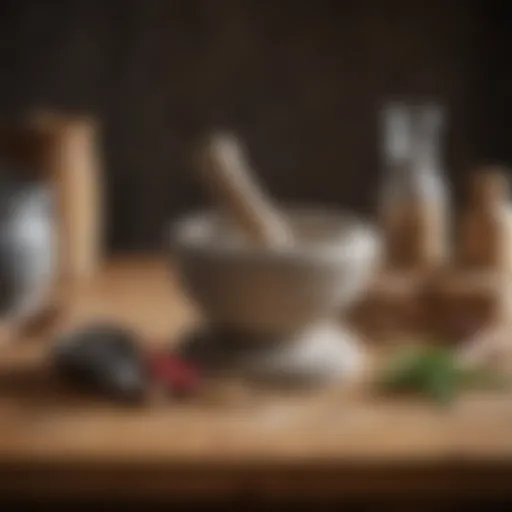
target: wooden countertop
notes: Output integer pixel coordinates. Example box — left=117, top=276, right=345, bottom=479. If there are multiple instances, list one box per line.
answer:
left=1, top=257, right=512, bottom=500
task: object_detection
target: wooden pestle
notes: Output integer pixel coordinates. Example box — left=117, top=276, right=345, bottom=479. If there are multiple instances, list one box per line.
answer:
left=195, top=132, right=292, bottom=248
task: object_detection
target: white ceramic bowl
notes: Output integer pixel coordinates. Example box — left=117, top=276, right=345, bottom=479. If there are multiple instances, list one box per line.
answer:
left=170, top=208, right=381, bottom=338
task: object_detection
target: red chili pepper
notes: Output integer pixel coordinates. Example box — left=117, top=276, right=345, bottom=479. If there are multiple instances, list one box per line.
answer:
left=148, top=352, right=201, bottom=394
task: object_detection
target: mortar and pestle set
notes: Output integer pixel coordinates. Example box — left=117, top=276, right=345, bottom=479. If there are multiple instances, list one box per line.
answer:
left=170, top=133, right=381, bottom=385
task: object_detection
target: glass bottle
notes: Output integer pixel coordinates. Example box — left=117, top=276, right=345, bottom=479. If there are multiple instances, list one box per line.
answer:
left=379, top=102, right=450, bottom=269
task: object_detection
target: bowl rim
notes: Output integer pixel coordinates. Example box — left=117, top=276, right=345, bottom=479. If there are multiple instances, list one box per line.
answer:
left=168, top=206, right=381, bottom=268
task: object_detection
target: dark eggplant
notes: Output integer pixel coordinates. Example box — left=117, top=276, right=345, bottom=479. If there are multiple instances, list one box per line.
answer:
left=52, top=323, right=148, bottom=402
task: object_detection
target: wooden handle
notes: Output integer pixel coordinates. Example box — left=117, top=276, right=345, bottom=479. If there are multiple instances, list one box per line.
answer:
left=196, top=132, right=292, bottom=248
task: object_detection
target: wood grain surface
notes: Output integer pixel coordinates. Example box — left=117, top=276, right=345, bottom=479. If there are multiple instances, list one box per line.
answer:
left=0, top=257, right=512, bottom=499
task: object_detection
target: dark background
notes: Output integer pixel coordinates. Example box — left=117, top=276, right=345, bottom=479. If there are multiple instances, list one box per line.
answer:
left=0, top=0, right=510, bottom=252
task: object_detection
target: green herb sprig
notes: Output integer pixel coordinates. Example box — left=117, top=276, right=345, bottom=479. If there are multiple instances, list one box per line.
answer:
left=379, top=345, right=512, bottom=406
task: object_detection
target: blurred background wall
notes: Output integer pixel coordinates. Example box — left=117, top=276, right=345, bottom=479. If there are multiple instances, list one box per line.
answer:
left=0, top=0, right=510, bottom=251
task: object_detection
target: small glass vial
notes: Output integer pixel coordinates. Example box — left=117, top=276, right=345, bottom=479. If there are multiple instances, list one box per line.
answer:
left=379, top=102, right=450, bottom=269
